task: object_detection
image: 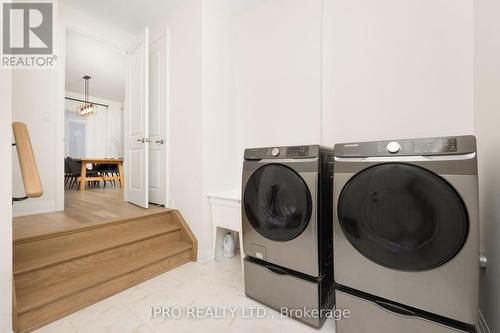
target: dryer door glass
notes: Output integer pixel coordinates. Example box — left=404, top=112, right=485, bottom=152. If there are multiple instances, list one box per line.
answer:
left=338, top=163, right=469, bottom=271
left=244, top=164, right=312, bottom=242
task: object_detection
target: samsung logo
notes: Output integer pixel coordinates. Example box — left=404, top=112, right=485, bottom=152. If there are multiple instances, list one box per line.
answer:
left=344, top=144, right=359, bottom=148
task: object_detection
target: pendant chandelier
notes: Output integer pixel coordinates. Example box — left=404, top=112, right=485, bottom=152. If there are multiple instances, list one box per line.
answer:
left=79, top=75, right=97, bottom=116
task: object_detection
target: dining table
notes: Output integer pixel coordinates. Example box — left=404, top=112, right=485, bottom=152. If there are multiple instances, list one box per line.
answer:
left=73, top=158, right=124, bottom=191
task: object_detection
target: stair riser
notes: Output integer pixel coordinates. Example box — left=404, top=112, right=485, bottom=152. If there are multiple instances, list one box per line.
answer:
left=17, top=250, right=193, bottom=333
left=15, top=230, right=185, bottom=307
left=14, top=213, right=178, bottom=274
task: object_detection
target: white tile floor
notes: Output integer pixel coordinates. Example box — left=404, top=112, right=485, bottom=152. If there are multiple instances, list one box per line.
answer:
left=34, top=257, right=335, bottom=333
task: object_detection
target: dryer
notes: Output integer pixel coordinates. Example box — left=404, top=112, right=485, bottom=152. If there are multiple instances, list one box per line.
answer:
left=333, top=136, right=479, bottom=332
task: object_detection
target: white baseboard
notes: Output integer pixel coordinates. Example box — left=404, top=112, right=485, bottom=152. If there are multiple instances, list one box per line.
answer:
left=197, top=249, right=213, bottom=264
left=12, top=199, right=57, bottom=217
left=478, top=311, right=491, bottom=333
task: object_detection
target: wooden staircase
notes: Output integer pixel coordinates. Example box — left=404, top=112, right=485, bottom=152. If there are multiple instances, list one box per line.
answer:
left=13, top=210, right=197, bottom=333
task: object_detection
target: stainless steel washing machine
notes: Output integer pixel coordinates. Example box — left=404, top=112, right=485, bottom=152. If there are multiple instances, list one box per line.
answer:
left=242, top=145, right=335, bottom=327
left=242, top=145, right=334, bottom=277
left=333, top=136, right=479, bottom=332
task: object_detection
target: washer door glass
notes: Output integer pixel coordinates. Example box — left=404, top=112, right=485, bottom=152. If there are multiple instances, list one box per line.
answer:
left=338, top=163, right=469, bottom=271
left=244, top=164, right=312, bottom=242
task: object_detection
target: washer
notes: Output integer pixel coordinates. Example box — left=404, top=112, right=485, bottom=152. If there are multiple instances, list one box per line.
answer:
left=242, top=145, right=334, bottom=277
left=242, top=145, right=335, bottom=327
left=333, top=136, right=479, bottom=331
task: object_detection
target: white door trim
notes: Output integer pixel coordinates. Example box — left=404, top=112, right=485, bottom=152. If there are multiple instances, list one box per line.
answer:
left=55, top=20, right=66, bottom=212
left=165, top=26, right=172, bottom=208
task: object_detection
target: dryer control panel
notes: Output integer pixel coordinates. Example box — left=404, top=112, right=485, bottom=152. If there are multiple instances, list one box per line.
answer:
left=245, top=145, right=321, bottom=160
left=335, top=136, right=476, bottom=157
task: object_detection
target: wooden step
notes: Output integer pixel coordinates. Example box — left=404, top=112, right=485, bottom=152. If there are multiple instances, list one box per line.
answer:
left=13, top=209, right=197, bottom=333
left=14, top=212, right=179, bottom=274
left=16, top=234, right=191, bottom=313
left=17, top=249, right=193, bottom=333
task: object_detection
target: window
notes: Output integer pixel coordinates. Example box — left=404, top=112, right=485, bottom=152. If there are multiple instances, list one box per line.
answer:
left=65, top=108, right=86, bottom=157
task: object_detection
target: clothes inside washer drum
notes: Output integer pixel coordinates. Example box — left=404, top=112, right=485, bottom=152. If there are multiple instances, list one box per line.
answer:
left=244, top=164, right=312, bottom=242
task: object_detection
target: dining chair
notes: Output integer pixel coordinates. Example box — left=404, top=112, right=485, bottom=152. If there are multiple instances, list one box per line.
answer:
left=95, top=163, right=118, bottom=187
left=64, top=157, right=71, bottom=188
left=66, top=157, right=82, bottom=189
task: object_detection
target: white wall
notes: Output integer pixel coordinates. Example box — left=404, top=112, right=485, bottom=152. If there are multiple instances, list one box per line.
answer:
left=233, top=0, right=323, bottom=163
left=0, top=71, right=13, bottom=333
left=65, top=28, right=126, bottom=102
left=60, top=1, right=135, bottom=51
left=201, top=0, right=239, bottom=194
left=65, top=91, right=123, bottom=158
left=322, top=0, right=474, bottom=145
left=150, top=0, right=209, bottom=260
left=12, top=70, right=62, bottom=217
left=474, top=0, right=500, bottom=331
left=216, top=0, right=474, bottom=173
left=229, top=0, right=474, bottom=163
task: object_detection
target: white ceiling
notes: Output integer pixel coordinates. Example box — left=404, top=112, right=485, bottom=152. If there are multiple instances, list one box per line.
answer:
left=65, top=29, right=125, bottom=102
left=62, top=0, right=181, bottom=35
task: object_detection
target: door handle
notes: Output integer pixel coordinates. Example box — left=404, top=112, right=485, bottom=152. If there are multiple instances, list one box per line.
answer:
left=155, top=139, right=165, bottom=144
left=137, top=138, right=145, bottom=143
left=374, top=300, right=416, bottom=317
left=265, top=265, right=288, bottom=275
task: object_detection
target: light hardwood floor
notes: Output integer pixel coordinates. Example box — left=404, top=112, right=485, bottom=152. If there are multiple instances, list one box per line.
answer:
left=14, top=188, right=168, bottom=242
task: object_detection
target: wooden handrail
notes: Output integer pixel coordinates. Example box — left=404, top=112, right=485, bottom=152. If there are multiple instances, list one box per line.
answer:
left=12, top=122, right=43, bottom=199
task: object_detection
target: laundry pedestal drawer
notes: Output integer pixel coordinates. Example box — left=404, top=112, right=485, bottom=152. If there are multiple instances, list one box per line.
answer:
left=335, top=290, right=475, bottom=333
left=244, top=257, right=332, bottom=328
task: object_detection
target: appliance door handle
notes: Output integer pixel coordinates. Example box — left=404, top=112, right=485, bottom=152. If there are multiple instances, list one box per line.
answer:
left=374, top=300, right=416, bottom=317
left=265, top=265, right=288, bottom=275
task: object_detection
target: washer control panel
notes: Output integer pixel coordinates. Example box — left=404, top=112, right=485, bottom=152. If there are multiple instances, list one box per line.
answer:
left=334, top=136, right=475, bottom=157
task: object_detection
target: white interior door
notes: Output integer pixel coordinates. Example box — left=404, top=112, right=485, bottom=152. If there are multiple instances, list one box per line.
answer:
left=148, top=33, right=167, bottom=205
left=125, top=27, right=149, bottom=208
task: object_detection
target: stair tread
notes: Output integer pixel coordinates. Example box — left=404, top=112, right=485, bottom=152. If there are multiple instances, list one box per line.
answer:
left=17, top=240, right=193, bottom=313
left=14, top=214, right=180, bottom=274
